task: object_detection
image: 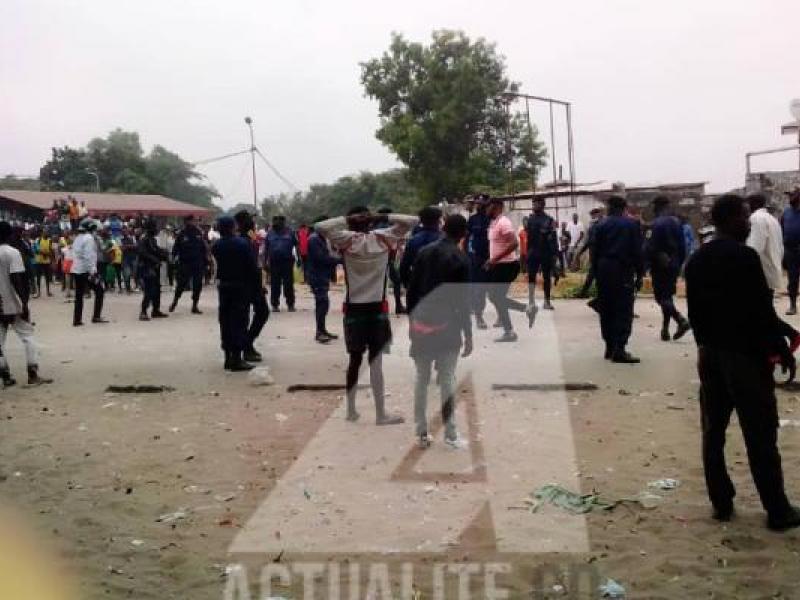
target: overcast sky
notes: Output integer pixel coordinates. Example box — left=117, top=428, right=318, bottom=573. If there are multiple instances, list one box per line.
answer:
left=2, top=0, right=799, bottom=208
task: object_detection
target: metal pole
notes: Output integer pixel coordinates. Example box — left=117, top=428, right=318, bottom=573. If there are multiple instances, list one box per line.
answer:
left=245, top=117, right=258, bottom=213
left=505, top=99, right=514, bottom=196
left=525, top=97, right=536, bottom=194
left=566, top=103, right=576, bottom=210
left=549, top=101, right=559, bottom=223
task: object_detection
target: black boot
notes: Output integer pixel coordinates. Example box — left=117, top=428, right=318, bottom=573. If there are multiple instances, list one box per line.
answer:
left=243, top=347, right=262, bottom=362
left=611, top=347, right=640, bottom=363
left=660, top=327, right=671, bottom=342
left=27, top=365, right=53, bottom=386
left=767, top=505, right=800, bottom=531
left=191, top=303, right=202, bottom=315
left=227, top=351, right=254, bottom=372
left=223, top=351, right=233, bottom=370
left=673, top=318, right=691, bottom=340
left=1, top=369, right=16, bottom=388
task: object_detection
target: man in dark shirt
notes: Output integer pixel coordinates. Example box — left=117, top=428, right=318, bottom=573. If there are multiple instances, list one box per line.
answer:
left=525, top=198, right=559, bottom=311
left=136, top=220, right=169, bottom=321
left=592, top=196, right=644, bottom=363
left=407, top=214, right=473, bottom=449
left=169, top=215, right=208, bottom=315
left=212, top=216, right=257, bottom=372
left=573, top=207, right=603, bottom=297
left=120, top=227, right=138, bottom=293
left=686, top=194, right=800, bottom=531
left=234, top=211, right=269, bottom=363
left=647, top=196, right=691, bottom=341
left=399, top=205, right=443, bottom=289
left=264, top=215, right=297, bottom=312
left=307, top=217, right=340, bottom=343
left=782, top=187, right=800, bottom=315
left=464, top=195, right=491, bottom=329
left=374, top=208, right=407, bottom=314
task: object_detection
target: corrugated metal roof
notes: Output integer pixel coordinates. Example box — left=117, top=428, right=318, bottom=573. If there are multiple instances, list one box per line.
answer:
left=0, top=190, right=214, bottom=216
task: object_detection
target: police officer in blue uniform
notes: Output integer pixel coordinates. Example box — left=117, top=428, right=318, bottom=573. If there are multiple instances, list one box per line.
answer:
left=169, top=215, right=208, bottom=315
left=647, top=196, right=691, bottom=341
left=464, top=194, right=491, bottom=329
left=782, top=188, right=800, bottom=315
left=307, top=216, right=340, bottom=343
left=234, top=210, right=269, bottom=363
left=399, top=206, right=443, bottom=289
left=592, top=195, right=644, bottom=363
left=264, top=215, right=298, bottom=312
left=211, top=216, right=257, bottom=372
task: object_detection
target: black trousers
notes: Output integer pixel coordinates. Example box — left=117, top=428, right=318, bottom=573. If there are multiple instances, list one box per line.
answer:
left=246, top=288, right=269, bottom=350
left=218, top=286, right=249, bottom=353
left=487, top=261, right=526, bottom=332
left=580, top=259, right=596, bottom=295
left=173, top=263, right=204, bottom=306
left=652, top=265, right=684, bottom=327
left=387, top=260, right=404, bottom=310
left=697, top=346, right=791, bottom=516
left=73, top=273, right=104, bottom=324
left=141, top=274, right=161, bottom=314
left=269, top=259, right=295, bottom=309
left=785, top=246, right=800, bottom=302
left=527, top=254, right=554, bottom=301
left=468, top=254, right=488, bottom=316
left=311, top=283, right=330, bottom=334
left=596, top=259, right=635, bottom=350
left=35, top=263, right=52, bottom=294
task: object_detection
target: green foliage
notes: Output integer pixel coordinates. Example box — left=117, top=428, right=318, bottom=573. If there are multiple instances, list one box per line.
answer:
left=39, top=129, right=219, bottom=209
left=259, top=169, right=419, bottom=225
left=0, top=175, right=41, bottom=190
left=360, top=30, right=547, bottom=202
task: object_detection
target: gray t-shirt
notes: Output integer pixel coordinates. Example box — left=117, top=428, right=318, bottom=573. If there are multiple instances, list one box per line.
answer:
left=0, top=244, right=25, bottom=316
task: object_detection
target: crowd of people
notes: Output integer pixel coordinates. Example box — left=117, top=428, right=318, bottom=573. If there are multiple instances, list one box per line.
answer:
left=2, top=187, right=800, bottom=531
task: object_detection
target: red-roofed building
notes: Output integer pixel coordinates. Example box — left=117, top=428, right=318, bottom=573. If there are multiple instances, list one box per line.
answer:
left=0, top=189, right=215, bottom=223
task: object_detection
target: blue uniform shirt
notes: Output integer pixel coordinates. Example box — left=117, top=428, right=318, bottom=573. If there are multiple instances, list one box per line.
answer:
left=648, top=215, right=686, bottom=268
left=466, top=213, right=490, bottom=260
left=399, top=227, right=442, bottom=286
left=782, top=207, right=800, bottom=247
left=212, top=235, right=259, bottom=290
left=265, top=227, right=297, bottom=263
left=307, top=232, right=338, bottom=288
left=593, top=214, right=644, bottom=275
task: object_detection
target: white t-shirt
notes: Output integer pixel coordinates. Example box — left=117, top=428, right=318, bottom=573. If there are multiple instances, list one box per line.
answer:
left=0, top=244, right=26, bottom=316
left=566, top=221, right=584, bottom=248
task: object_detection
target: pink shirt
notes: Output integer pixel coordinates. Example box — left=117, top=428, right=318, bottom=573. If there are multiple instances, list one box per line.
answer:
left=489, top=215, right=519, bottom=263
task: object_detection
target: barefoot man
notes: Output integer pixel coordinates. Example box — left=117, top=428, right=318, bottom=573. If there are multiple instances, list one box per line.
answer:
left=316, top=207, right=418, bottom=425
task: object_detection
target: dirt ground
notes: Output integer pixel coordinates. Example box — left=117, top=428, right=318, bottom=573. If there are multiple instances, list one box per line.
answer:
left=0, top=283, right=799, bottom=599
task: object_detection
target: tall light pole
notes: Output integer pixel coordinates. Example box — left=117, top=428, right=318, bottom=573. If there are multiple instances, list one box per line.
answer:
left=245, top=117, right=258, bottom=213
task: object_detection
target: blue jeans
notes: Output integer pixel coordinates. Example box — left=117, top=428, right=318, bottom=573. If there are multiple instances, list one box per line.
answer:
left=413, top=350, right=459, bottom=439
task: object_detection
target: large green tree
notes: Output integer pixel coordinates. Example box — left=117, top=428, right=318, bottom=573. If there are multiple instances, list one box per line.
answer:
left=39, top=129, right=219, bottom=209
left=360, top=30, right=547, bottom=202
left=260, top=169, right=418, bottom=225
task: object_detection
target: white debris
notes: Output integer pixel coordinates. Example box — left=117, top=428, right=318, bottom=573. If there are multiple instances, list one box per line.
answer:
left=248, top=367, right=275, bottom=386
